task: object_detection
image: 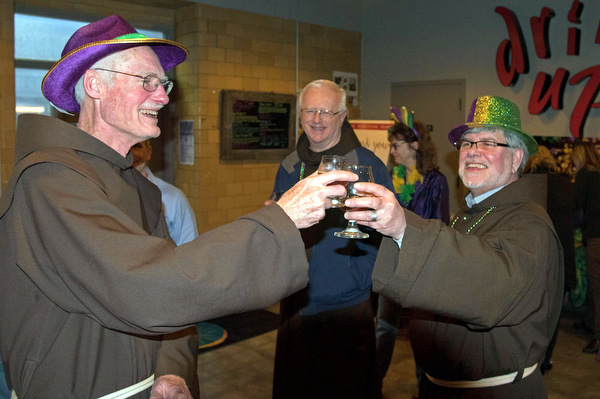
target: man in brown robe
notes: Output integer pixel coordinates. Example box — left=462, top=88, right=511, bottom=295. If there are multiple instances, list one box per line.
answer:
left=0, top=15, right=354, bottom=398
left=346, top=96, right=563, bottom=398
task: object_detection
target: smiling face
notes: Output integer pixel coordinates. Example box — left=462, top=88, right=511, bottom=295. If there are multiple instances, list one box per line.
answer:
left=458, top=130, right=524, bottom=197
left=299, top=85, right=347, bottom=152
left=96, top=47, right=169, bottom=149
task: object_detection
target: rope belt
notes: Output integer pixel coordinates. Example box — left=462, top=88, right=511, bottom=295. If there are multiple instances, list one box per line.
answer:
left=11, top=374, right=154, bottom=399
left=426, top=363, right=538, bottom=389
left=97, top=374, right=155, bottom=399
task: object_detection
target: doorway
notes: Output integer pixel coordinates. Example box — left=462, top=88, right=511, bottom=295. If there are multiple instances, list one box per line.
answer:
left=391, top=79, right=466, bottom=215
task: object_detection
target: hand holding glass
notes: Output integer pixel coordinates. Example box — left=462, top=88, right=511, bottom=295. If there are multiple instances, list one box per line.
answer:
left=318, top=155, right=349, bottom=208
left=334, top=165, right=374, bottom=239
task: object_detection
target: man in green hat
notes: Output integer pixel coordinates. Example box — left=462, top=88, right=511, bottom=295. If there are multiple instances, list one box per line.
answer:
left=345, top=96, right=563, bottom=398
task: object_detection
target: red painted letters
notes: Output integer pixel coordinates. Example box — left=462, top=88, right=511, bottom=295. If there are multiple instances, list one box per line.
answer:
left=496, top=2, right=599, bottom=138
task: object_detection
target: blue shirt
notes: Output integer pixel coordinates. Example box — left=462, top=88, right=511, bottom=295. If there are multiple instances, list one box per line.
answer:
left=145, top=167, right=199, bottom=245
left=272, top=147, right=394, bottom=315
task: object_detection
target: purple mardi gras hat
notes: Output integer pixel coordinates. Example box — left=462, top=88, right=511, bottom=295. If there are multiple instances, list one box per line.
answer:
left=448, top=96, right=538, bottom=154
left=42, top=15, right=189, bottom=114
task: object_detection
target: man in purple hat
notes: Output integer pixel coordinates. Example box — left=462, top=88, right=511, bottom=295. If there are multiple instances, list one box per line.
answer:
left=343, top=96, right=563, bottom=398
left=0, top=15, right=356, bottom=399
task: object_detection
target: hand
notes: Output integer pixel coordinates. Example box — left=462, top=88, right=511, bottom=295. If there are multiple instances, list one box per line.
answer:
left=343, top=182, right=406, bottom=240
left=149, top=375, right=192, bottom=399
left=277, top=170, right=357, bottom=229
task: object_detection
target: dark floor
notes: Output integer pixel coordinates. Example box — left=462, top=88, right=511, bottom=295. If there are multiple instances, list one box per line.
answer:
left=196, top=302, right=600, bottom=399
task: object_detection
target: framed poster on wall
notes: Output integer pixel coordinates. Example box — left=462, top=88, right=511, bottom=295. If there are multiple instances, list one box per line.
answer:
left=333, top=71, right=358, bottom=97
left=220, top=90, right=296, bottom=163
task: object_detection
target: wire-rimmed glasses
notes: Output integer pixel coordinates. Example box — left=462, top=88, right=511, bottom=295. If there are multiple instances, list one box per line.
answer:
left=94, top=68, right=173, bottom=94
left=300, top=108, right=344, bottom=119
left=453, top=140, right=510, bottom=151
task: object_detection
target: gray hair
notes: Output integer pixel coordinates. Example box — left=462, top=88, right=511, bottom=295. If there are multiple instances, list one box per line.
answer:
left=73, top=51, right=128, bottom=107
left=297, top=79, right=346, bottom=113
left=464, top=127, right=530, bottom=175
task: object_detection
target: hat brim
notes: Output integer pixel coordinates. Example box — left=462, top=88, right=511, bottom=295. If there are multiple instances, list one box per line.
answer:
left=448, top=122, right=538, bottom=155
left=42, top=38, right=188, bottom=114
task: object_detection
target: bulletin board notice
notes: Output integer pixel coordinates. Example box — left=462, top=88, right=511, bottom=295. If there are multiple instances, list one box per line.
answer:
left=220, top=90, right=296, bottom=163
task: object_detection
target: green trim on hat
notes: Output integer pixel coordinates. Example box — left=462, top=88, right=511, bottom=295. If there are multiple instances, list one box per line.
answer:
left=115, top=33, right=148, bottom=40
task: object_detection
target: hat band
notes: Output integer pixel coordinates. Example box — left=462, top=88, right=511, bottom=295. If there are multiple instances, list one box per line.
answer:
left=115, top=33, right=148, bottom=40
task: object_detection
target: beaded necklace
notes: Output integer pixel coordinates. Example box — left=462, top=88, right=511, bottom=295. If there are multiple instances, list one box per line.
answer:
left=450, top=206, right=497, bottom=235
left=299, top=162, right=306, bottom=180
left=392, top=165, right=423, bottom=206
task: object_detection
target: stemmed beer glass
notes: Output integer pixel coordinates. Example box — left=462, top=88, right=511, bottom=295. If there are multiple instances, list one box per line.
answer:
left=318, top=155, right=349, bottom=208
left=334, top=165, right=374, bottom=239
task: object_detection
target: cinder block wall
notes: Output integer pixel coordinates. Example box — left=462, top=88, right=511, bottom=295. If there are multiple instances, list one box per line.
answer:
left=4, top=1, right=361, bottom=234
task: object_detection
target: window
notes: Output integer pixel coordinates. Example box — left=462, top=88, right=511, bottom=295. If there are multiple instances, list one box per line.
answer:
left=14, top=13, right=164, bottom=117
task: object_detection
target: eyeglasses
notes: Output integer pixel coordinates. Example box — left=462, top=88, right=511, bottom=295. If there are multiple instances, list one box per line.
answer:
left=94, top=68, right=173, bottom=95
left=454, top=140, right=511, bottom=151
left=300, top=108, right=343, bottom=119
left=390, top=142, right=407, bottom=150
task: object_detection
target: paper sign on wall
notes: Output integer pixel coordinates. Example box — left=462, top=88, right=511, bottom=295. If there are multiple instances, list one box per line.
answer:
left=350, top=120, right=394, bottom=165
left=179, top=120, right=194, bottom=165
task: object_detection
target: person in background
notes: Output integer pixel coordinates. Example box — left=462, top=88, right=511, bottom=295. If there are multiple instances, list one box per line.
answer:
left=570, top=141, right=600, bottom=355
left=524, top=144, right=576, bottom=372
left=268, top=79, right=394, bottom=399
left=345, top=96, right=563, bottom=398
left=375, top=112, right=449, bottom=397
left=131, top=140, right=199, bottom=245
left=0, top=16, right=356, bottom=398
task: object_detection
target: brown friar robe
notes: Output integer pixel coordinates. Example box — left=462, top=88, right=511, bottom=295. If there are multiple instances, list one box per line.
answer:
left=373, top=174, right=563, bottom=398
left=0, top=114, right=309, bottom=398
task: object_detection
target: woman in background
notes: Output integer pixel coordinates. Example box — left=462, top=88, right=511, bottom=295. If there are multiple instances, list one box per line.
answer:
left=375, top=118, right=449, bottom=397
left=571, top=141, right=600, bottom=355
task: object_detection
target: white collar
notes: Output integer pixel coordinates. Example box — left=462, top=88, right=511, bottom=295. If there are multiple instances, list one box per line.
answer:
left=465, top=184, right=507, bottom=208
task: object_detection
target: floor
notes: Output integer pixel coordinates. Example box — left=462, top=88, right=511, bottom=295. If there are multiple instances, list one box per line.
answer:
left=196, top=302, right=600, bottom=399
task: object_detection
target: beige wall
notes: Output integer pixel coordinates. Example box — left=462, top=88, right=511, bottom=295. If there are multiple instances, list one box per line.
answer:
left=4, top=1, right=361, bottom=234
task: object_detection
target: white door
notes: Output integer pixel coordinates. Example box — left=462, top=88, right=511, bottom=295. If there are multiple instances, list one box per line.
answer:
left=391, top=79, right=467, bottom=215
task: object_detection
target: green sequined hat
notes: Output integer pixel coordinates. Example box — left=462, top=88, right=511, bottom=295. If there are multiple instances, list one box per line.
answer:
left=448, top=96, right=538, bottom=154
